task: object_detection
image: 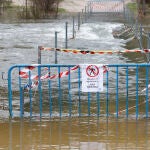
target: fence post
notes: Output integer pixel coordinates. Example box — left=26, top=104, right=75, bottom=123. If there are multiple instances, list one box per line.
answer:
left=20, top=87, right=24, bottom=117
left=72, top=16, right=75, bottom=39
left=38, top=46, right=41, bottom=64
left=78, top=12, right=80, bottom=30
left=123, top=0, right=126, bottom=20
left=65, top=22, right=68, bottom=49
left=147, top=33, right=150, bottom=63
left=140, top=24, right=143, bottom=48
left=55, top=31, right=58, bottom=64
left=81, top=9, right=84, bottom=24
left=85, top=6, right=87, bottom=23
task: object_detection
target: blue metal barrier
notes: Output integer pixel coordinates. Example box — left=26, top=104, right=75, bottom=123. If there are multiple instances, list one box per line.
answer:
left=8, top=64, right=150, bottom=119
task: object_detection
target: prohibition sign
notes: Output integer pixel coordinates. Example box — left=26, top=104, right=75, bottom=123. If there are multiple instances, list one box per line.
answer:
left=86, top=65, right=99, bottom=77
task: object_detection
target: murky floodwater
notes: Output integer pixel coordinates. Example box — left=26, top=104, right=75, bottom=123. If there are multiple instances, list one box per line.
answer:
left=0, top=16, right=150, bottom=149
left=0, top=118, right=150, bottom=150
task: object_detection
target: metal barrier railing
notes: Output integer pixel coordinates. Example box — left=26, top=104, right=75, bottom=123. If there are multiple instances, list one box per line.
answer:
left=8, top=64, right=150, bottom=119
left=87, top=0, right=124, bottom=13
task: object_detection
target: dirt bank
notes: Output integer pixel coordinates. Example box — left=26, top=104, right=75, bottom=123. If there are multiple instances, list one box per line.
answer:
left=59, top=0, right=87, bottom=12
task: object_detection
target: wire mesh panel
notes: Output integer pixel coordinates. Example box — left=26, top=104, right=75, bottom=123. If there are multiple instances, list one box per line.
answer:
left=87, top=0, right=124, bottom=13
left=8, top=64, right=150, bottom=119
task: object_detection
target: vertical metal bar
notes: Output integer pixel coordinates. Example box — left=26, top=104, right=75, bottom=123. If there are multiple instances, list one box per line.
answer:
left=29, top=70, right=32, bottom=117
left=78, top=67, right=81, bottom=117
left=19, top=67, right=23, bottom=117
left=116, top=66, right=119, bottom=118
left=136, top=65, right=139, bottom=119
left=78, top=12, right=80, bottom=30
left=8, top=67, right=13, bottom=117
left=68, top=66, right=72, bottom=117
left=38, top=46, right=41, bottom=64
left=140, top=25, right=143, bottom=47
left=65, top=22, right=68, bottom=49
left=48, top=67, right=52, bottom=117
left=55, top=31, right=58, bottom=64
left=72, top=16, right=75, bottom=39
left=19, top=87, right=23, bottom=117
left=147, top=33, right=150, bottom=63
left=145, top=66, right=149, bottom=118
left=81, top=9, right=84, bottom=24
left=88, top=92, right=91, bottom=116
left=126, top=66, right=129, bottom=118
left=97, top=92, right=100, bottom=117
left=38, top=66, right=42, bottom=117
left=106, top=70, right=109, bottom=117
left=85, top=6, right=87, bottom=23
left=58, top=66, right=62, bottom=117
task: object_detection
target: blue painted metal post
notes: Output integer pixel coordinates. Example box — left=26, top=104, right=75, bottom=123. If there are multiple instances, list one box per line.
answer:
left=38, top=66, right=42, bottom=117
left=68, top=66, right=72, bottom=117
left=48, top=67, right=52, bottom=117
left=78, top=67, right=81, bottom=116
left=29, top=70, right=32, bottom=117
left=58, top=67, right=62, bottom=117
left=19, top=87, right=24, bottom=117
left=97, top=92, right=100, bottom=117
left=136, top=66, right=139, bottom=119
left=8, top=67, right=13, bottom=117
left=55, top=31, right=58, bottom=64
left=106, top=71, right=109, bottom=117
left=88, top=92, right=91, bottom=116
left=146, top=66, right=149, bottom=118
left=21, top=87, right=24, bottom=116
left=126, top=66, right=129, bottom=118
left=116, top=66, right=119, bottom=118
left=19, top=67, right=23, bottom=117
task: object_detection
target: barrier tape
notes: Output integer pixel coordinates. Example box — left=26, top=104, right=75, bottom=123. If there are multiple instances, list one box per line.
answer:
left=22, top=65, right=109, bottom=90
left=19, top=64, right=48, bottom=80
left=39, top=47, right=150, bottom=54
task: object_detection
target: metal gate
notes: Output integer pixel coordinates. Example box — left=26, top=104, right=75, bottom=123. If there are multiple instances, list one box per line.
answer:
left=88, top=0, right=124, bottom=13
left=8, top=64, right=150, bottom=119
left=87, top=0, right=124, bottom=13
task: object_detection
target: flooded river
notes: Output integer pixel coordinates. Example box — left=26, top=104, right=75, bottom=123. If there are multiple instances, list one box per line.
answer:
left=0, top=16, right=149, bottom=149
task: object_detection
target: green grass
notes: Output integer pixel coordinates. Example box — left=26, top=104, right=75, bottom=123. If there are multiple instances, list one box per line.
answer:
left=58, top=8, right=66, bottom=13
left=127, top=2, right=138, bottom=13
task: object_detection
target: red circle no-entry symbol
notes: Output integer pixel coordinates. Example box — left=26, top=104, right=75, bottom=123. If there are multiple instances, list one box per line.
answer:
left=86, top=65, right=99, bottom=77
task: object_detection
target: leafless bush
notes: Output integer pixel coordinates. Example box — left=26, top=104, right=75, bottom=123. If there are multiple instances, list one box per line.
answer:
left=29, top=0, right=60, bottom=18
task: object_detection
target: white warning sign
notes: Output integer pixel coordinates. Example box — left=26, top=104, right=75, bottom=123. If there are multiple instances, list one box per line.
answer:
left=81, top=64, right=103, bottom=92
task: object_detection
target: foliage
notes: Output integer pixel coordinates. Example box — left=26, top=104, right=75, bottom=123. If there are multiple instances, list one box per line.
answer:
left=127, top=2, right=138, bottom=14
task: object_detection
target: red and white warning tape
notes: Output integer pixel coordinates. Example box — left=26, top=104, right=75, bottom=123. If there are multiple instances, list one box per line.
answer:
left=20, top=65, right=109, bottom=81
left=21, top=65, right=109, bottom=90
left=39, top=46, right=150, bottom=54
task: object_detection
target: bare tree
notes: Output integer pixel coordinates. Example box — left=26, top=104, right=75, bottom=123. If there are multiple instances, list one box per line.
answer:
left=29, top=0, right=61, bottom=18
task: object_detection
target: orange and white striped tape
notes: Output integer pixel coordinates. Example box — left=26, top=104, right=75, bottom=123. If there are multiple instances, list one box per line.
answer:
left=39, top=47, right=150, bottom=54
